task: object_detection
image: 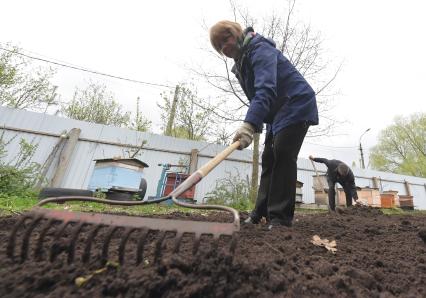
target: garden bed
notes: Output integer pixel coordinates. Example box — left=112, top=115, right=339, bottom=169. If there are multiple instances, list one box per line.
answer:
left=0, top=206, right=425, bottom=297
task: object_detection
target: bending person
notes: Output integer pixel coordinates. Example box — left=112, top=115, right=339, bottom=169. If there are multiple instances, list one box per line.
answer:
left=309, top=155, right=359, bottom=210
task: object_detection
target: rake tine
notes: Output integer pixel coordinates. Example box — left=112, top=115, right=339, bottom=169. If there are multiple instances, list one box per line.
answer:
left=118, top=228, right=137, bottom=265
left=173, top=232, right=183, bottom=253
left=82, top=224, right=103, bottom=263
left=67, top=222, right=85, bottom=264
left=229, top=234, right=238, bottom=255
left=7, top=215, right=31, bottom=260
left=20, top=216, right=43, bottom=262
left=154, top=231, right=167, bottom=264
left=50, top=221, right=71, bottom=262
left=192, top=233, right=201, bottom=255
left=210, top=237, right=219, bottom=256
left=34, top=218, right=55, bottom=261
left=136, top=229, right=150, bottom=266
left=101, top=226, right=120, bottom=265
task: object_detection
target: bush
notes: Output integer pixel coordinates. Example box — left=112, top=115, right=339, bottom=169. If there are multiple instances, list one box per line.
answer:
left=204, top=171, right=254, bottom=210
left=0, top=165, right=39, bottom=196
left=0, top=133, right=41, bottom=197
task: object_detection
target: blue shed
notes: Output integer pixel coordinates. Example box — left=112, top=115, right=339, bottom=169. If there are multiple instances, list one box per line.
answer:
left=88, top=158, right=149, bottom=191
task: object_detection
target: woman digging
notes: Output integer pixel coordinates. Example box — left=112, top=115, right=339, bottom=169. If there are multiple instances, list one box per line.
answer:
left=209, top=20, right=318, bottom=230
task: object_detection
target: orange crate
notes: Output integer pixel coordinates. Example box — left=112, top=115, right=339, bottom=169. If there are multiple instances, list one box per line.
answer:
left=380, top=193, right=394, bottom=208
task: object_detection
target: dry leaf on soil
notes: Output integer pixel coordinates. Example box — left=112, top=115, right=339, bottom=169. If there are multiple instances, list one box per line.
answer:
left=310, top=235, right=337, bottom=253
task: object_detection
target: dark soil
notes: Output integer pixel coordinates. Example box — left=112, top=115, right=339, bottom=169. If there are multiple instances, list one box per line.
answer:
left=0, top=206, right=425, bottom=297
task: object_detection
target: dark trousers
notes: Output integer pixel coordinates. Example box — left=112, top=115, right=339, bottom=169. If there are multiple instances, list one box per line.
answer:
left=251, top=123, right=308, bottom=224
left=327, top=177, right=358, bottom=211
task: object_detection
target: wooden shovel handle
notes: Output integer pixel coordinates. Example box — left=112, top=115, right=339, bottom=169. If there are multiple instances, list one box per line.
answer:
left=310, top=159, right=326, bottom=194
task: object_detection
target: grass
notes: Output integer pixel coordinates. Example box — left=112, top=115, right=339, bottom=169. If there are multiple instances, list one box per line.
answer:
left=0, top=195, right=228, bottom=216
left=0, top=194, right=38, bottom=215
left=1, top=194, right=425, bottom=217
left=46, top=201, right=199, bottom=216
left=380, top=207, right=426, bottom=216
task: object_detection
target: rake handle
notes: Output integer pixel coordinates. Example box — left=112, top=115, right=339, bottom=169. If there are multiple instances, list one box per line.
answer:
left=169, top=141, right=240, bottom=198
left=198, top=141, right=240, bottom=176
left=169, top=141, right=241, bottom=231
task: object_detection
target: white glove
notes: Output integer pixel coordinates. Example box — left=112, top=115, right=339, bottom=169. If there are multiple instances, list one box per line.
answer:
left=233, top=122, right=255, bottom=150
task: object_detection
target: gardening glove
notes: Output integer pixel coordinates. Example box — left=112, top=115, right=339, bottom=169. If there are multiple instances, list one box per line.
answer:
left=233, top=122, right=255, bottom=150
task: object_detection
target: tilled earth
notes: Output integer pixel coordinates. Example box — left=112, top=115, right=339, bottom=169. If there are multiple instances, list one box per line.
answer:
left=0, top=206, right=425, bottom=297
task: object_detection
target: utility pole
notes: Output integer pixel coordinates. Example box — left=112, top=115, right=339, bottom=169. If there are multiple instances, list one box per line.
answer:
left=165, top=85, right=180, bottom=136
left=359, top=128, right=371, bottom=169
left=359, top=142, right=366, bottom=169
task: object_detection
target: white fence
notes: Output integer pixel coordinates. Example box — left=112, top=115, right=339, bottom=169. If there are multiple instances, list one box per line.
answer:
left=1, top=106, right=426, bottom=209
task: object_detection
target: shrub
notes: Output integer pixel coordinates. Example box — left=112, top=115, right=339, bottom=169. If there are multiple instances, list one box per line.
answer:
left=204, top=171, right=254, bottom=210
left=0, top=133, right=41, bottom=197
left=0, top=165, right=38, bottom=196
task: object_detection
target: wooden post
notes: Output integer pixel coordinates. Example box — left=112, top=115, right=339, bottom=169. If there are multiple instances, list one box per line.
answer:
left=404, top=180, right=412, bottom=196
left=372, top=176, right=379, bottom=189
left=50, top=128, right=81, bottom=187
left=189, top=149, right=199, bottom=174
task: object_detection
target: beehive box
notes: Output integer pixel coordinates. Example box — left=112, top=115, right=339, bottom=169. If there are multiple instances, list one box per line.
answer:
left=337, top=187, right=380, bottom=207
left=296, top=180, right=304, bottom=203
left=382, top=190, right=399, bottom=207
left=380, top=193, right=395, bottom=208
left=398, top=195, right=414, bottom=210
left=88, top=158, right=148, bottom=191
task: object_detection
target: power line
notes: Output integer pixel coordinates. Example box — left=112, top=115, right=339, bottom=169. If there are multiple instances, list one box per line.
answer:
left=0, top=46, right=175, bottom=89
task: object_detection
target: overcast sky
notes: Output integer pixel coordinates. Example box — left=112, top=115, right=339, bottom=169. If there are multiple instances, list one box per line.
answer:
left=1, top=0, right=425, bottom=168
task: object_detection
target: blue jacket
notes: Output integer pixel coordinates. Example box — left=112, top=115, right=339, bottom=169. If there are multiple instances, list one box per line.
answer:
left=232, top=33, right=319, bottom=135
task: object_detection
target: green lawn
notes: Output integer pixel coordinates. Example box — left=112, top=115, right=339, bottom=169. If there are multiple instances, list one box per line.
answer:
left=1, top=194, right=424, bottom=217
left=380, top=207, right=426, bottom=215
left=0, top=195, right=240, bottom=216
left=0, top=194, right=38, bottom=215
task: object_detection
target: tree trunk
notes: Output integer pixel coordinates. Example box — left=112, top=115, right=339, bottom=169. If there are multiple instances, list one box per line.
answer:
left=250, top=133, right=260, bottom=203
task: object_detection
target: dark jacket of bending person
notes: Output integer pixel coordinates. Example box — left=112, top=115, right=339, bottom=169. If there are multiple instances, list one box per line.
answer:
left=310, top=156, right=359, bottom=211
